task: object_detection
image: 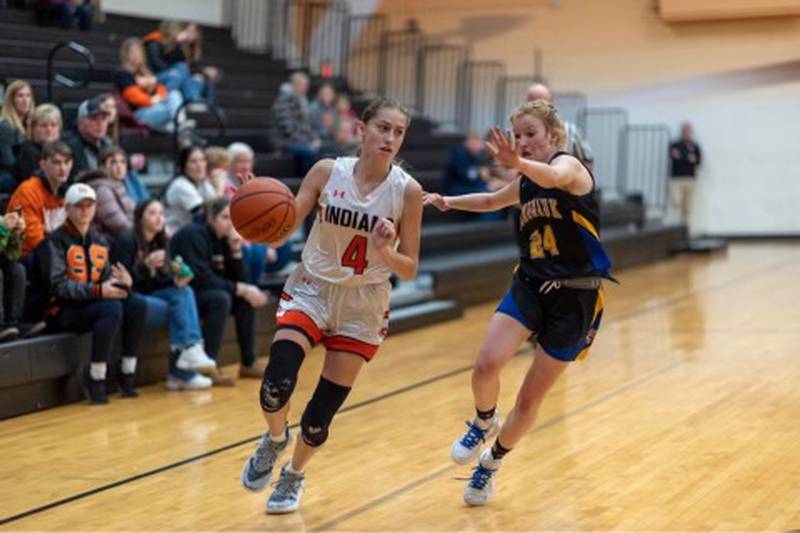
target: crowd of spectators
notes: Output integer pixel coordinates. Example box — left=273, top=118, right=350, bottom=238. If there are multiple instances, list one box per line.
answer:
left=0, top=10, right=381, bottom=407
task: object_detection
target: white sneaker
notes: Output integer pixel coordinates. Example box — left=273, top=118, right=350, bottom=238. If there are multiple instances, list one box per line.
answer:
left=175, top=343, right=217, bottom=372
left=266, top=464, right=305, bottom=514
left=463, top=448, right=501, bottom=506
left=241, top=428, right=292, bottom=492
left=451, top=416, right=500, bottom=464
left=166, top=372, right=213, bottom=390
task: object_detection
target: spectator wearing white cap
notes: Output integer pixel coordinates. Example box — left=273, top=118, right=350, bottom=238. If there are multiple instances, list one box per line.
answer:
left=29, top=183, right=148, bottom=404
left=63, top=97, right=113, bottom=181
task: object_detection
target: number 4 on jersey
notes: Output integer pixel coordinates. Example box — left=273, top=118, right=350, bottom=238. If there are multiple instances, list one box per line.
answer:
left=342, top=235, right=369, bottom=274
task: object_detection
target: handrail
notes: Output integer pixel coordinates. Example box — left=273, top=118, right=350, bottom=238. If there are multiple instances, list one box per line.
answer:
left=172, top=100, right=227, bottom=151
left=47, top=41, right=95, bottom=102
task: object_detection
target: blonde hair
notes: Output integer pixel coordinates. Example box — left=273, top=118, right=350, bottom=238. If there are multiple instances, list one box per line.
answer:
left=1, top=80, right=35, bottom=136
left=204, top=146, right=231, bottom=171
left=511, top=99, right=566, bottom=150
left=120, top=37, right=152, bottom=76
left=29, top=103, right=63, bottom=140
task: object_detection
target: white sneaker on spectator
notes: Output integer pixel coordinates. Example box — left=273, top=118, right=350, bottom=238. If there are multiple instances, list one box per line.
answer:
left=178, top=118, right=197, bottom=131
left=175, top=343, right=217, bottom=372
left=186, top=102, right=209, bottom=113
left=166, top=372, right=212, bottom=390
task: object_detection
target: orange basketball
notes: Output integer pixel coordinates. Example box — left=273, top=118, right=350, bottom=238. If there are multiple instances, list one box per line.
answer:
left=230, top=177, right=297, bottom=244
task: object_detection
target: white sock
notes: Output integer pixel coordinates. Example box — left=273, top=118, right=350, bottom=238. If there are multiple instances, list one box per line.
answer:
left=121, top=357, right=137, bottom=375
left=90, top=362, right=107, bottom=381
left=475, top=416, right=493, bottom=430
left=270, top=427, right=287, bottom=443
left=286, top=460, right=303, bottom=475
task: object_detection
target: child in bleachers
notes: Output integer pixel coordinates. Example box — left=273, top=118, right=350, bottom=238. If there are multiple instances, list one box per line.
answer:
left=204, top=146, right=231, bottom=197
left=0, top=80, right=35, bottom=193
left=80, top=153, right=136, bottom=245
left=309, top=84, right=337, bottom=142
left=110, top=198, right=214, bottom=390
left=114, top=38, right=188, bottom=134
left=15, top=104, right=62, bottom=185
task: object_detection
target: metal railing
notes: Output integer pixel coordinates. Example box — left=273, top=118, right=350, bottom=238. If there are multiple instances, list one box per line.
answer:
left=378, top=29, right=426, bottom=110
left=226, top=0, right=672, bottom=214
left=495, top=76, right=537, bottom=126
left=577, top=107, right=629, bottom=195
left=47, top=41, right=95, bottom=102
left=619, top=124, right=671, bottom=215
left=456, top=61, right=505, bottom=134
left=418, top=44, right=468, bottom=130
left=172, top=101, right=227, bottom=152
left=344, top=14, right=386, bottom=96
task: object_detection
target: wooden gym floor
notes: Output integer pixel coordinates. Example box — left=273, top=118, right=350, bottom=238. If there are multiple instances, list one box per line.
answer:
left=1, top=242, right=799, bottom=531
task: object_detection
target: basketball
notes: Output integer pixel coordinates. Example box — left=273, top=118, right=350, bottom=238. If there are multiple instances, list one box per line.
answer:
left=230, top=177, right=297, bottom=244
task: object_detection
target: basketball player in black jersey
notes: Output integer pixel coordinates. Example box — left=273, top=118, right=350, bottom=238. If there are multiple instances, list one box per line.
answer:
left=424, top=99, right=612, bottom=506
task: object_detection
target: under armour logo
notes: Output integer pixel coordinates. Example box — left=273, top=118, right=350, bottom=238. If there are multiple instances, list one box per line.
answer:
left=306, top=426, right=322, bottom=434
left=332, top=190, right=345, bottom=198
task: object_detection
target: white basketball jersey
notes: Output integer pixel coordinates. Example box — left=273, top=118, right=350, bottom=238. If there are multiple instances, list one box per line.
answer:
left=303, top=157, right=409, bottom=287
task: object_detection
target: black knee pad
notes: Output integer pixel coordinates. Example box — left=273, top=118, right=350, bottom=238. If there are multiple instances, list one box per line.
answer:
left=259, top=340, right=305, bottom=412
left=300, top=376, right=351, bottom=447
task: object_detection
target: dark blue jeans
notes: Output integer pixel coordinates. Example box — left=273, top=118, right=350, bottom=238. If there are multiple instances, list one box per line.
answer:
left=194, top=288, right=255, bottom=366
left=285, top=143, right=319, bottom=176
left=53, top=300, right=123, bottom=363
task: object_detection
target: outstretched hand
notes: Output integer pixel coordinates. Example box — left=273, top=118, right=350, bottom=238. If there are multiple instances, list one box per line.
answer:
left=422, top=192, right=449, bottom=212
left=485, top=126, right=521, bottom=169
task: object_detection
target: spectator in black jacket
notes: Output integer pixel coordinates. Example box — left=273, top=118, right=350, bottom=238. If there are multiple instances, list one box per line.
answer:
left=31, top=183, right=147, bottom=404
left=62, top=97, right=112, bottom=181
left=110, top=198, right=214, bottom=390
left=0, top=80, right=35, bottom=193
left=170, top=197, right=268, bottom=379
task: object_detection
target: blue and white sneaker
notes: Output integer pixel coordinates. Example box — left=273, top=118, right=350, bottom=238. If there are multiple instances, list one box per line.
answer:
left=451, top=416, right=500, bottom=464
left=463, top=448, right=501, bottom=506
left=241, top=428, right=292, bottom=492
left=266, top=463, right=305, bottom=514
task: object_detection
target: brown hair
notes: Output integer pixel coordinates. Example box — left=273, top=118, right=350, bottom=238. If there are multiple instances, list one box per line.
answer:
left=205, top=196, right=230, bottom=221
left=99, top=146, right=126, bottom=167
left=40, top=140, right=72, bottom=161
left=360, top=96, right=411, bottom=127
left=97, top=92, right=119, bottom=144
left=1, top=80, right=35, bottom=136
left=510, top=99, right=566, bottom=150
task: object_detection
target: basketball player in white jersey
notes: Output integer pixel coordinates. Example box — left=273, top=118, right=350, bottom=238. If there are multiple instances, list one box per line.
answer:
left=240, top=97, right=423, bottom=514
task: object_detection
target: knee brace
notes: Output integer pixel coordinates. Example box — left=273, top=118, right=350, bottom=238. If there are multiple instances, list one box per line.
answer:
left=300, top=376, right=351, bottom=447
left=259, top=340, right=305, bottom=412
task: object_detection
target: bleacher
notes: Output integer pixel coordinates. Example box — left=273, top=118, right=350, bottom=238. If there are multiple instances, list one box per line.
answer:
left=0, top=8, right=686, bottom=419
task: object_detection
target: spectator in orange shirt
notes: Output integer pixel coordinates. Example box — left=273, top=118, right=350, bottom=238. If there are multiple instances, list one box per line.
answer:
left=113, top=37, right=185, bottom=133
left=7, top=140, right=70, bottom=257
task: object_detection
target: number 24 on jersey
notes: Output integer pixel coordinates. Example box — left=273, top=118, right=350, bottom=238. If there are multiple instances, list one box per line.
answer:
left=529, top=224, right=560, bottom=258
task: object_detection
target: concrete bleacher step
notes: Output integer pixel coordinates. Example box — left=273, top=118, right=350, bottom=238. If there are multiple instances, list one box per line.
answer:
left=421, top=221, right=688, bottom=306
left=388, top=299, right=463, bottom=335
